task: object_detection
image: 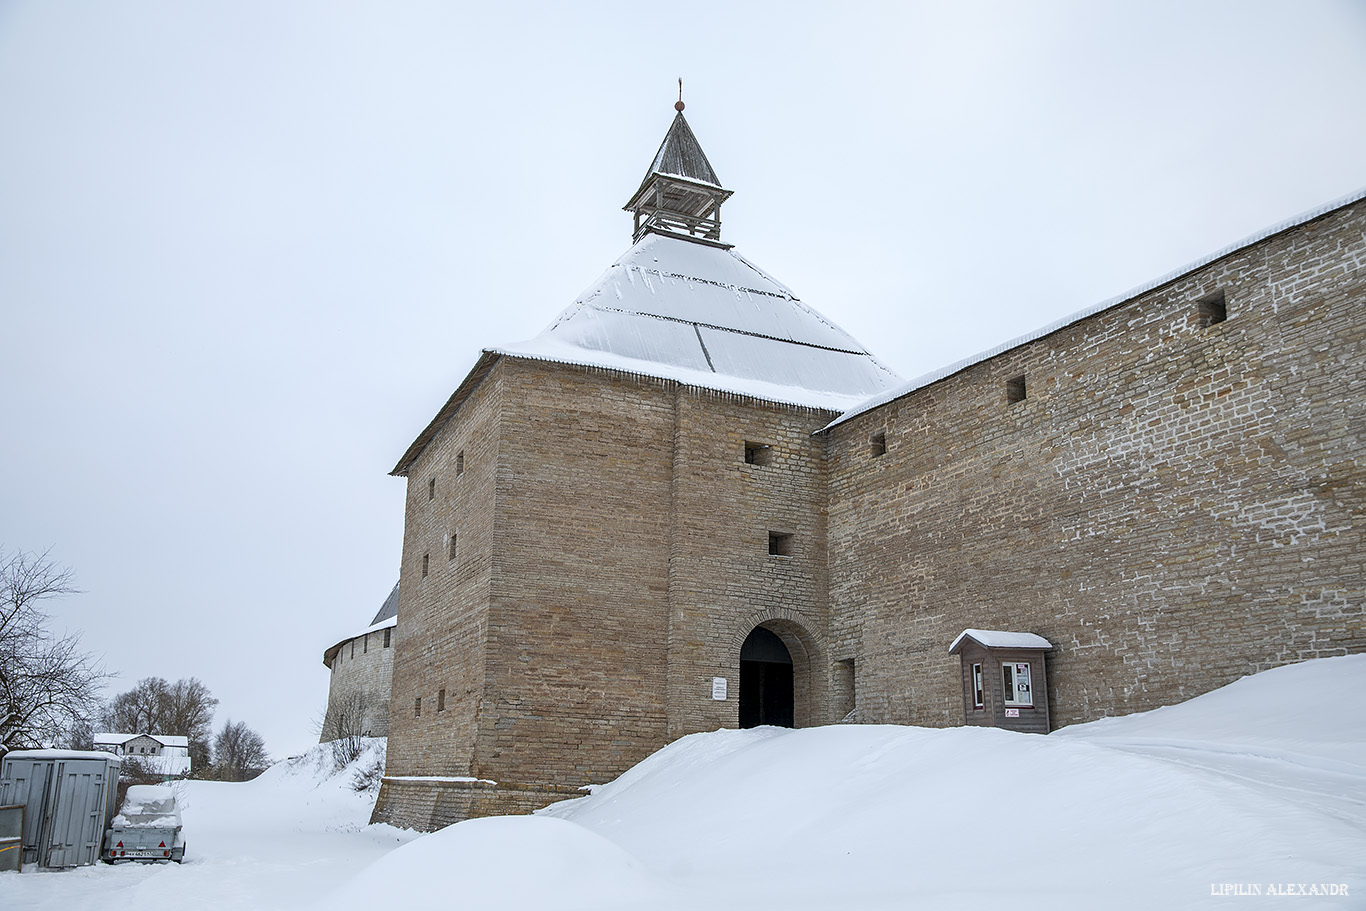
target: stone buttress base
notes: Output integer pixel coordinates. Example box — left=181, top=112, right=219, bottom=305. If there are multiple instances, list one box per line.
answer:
left=370, top=777, right=587, bottom=831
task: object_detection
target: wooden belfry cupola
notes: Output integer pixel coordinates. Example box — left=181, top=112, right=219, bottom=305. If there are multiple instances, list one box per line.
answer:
left=624, top=87, right=734, bottom=247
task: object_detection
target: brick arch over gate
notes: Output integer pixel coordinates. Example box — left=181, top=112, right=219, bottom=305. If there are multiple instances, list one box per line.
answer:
left=728, top=609, right=829, bottom=728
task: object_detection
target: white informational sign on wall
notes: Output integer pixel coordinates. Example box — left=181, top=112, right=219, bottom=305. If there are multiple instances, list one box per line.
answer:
left=1005, top=708, right=1020, bottom=718
left=712, top=677, right=727, bottom=701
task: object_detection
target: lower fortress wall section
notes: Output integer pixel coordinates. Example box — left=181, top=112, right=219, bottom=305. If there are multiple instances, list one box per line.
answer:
left=321, top=627, right=393, bottom=740
left=827, top=199, right=1366, bottom=730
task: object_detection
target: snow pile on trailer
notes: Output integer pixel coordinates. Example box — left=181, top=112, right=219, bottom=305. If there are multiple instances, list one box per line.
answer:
left=112, top=785, right=181, bottom=828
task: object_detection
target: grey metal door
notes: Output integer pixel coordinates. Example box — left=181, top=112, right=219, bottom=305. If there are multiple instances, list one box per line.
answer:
left=43, top=759, right=111, bottom=868
left=0, top=758, right=52, bottom=866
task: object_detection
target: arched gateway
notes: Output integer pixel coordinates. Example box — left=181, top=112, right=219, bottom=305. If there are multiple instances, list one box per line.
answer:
left=739, top=626, right=794, bottom=728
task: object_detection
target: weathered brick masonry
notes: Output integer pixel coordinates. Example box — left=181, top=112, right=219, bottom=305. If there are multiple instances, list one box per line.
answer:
left=825, top=198, right=1365, bottom=729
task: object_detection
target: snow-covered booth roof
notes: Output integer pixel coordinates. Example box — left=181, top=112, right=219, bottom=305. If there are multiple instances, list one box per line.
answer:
left=491, top=232, right=902, bottom=411
left=948, top=629, right=1054, bottom=654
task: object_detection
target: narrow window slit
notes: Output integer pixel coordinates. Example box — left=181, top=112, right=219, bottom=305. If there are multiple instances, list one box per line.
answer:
left=768, top=532, right=793, bottom=556
left=1198, top=290, right=1227, bottom=328
left=1006, top=375, right=1027, bottom=404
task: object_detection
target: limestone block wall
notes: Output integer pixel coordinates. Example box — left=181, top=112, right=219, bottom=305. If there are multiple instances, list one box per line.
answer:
left=374, top=355, right=838, bottom=830
left=473, top=363, right=836, bottom=787
left=826, top=198, right=1366, bottom=729
left=663, top=391, right=835, bottom=737
left=321, top=625, right=394, bottom=739
left=384, top=359, right=504, bottom=779
left=474, top=360, right=677, bottom=788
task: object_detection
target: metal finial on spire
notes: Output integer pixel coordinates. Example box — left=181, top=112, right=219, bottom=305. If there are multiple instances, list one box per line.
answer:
left=676, top=78, right=685, bottom=112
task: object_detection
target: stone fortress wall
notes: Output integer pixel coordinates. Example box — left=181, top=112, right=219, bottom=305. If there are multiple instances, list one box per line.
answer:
left=825, top=195, right=1365, bottom=730
left=321, top=586, right=398, bottom=741
left=371, top=189, right=1364, bottom=832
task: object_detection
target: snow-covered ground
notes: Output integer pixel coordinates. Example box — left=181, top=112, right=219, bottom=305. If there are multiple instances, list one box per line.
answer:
left=0, top=739, right=416, bottom=911
left=3, top=657, right=1363, bottom=909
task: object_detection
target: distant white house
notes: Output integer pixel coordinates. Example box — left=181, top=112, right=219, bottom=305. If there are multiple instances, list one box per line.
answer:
left=93, top=733, right=192, bottom=778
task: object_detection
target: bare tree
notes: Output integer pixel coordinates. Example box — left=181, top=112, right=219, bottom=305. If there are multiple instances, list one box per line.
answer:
left=0, top=547, right=107, bottom=755
left=60, top=717, right=94, bottom=751
left=213, top=719, right=269, bottom=781
left=103, top=676, right=217, bottom=772
left=320, top=690, right=370, bottom=768
left=103, top=678, right=162, bottom=732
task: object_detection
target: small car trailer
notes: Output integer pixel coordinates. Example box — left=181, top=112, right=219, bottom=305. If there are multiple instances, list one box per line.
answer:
left=104, top=784, right=185, bottom=863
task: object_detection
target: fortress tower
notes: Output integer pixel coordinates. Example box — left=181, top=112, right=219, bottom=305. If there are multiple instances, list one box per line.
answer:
left=372, top=105, right=900, bottom=829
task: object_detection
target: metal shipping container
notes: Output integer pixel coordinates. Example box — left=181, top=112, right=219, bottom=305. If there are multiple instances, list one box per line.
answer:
left=0, top=750, right=122, bottom=869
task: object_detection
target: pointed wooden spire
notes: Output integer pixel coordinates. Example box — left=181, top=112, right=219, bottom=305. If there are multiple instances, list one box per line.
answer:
left=624, top=92, right=734, bottom=247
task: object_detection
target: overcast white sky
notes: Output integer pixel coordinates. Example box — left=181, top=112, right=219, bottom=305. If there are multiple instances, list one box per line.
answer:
left=2, top=1, right=1363, bottom=758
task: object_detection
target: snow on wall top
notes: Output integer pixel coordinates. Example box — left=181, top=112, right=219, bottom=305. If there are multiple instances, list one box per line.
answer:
left=491, top=233, right=902, bottom=411
left=948, top=629, right=1054, bottom=654
left=322, top=613, right=398, bottom=668
left=323, top=584, right=400, bottom=669
left=824, top=185, right=1366, bottom=431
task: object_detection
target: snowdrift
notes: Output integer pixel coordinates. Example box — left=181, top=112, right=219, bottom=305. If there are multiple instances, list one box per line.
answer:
left=6, top=664, right=1359, bottom=911
left=330, top=656, right=1366, bottom=911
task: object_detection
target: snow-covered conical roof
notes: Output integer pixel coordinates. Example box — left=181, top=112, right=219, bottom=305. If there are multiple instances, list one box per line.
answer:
left=490, top=232, right=902, bottom=412
left=391, top=107, right=903, bottom=477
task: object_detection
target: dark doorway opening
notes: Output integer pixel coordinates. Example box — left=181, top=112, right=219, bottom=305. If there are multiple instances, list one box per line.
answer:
left=739, top=626, right=794, bottom=728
